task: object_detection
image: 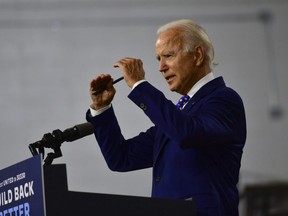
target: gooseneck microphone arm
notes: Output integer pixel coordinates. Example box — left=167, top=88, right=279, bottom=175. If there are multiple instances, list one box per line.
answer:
left=29, top=122, right=94, bottom=165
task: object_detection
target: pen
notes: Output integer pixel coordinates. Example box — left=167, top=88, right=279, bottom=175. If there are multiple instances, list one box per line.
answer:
left=112, top=76, right=124, bottom=84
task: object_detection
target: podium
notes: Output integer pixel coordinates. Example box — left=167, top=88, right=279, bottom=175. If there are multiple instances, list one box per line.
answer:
left=0, top=156, right=196, bottom=216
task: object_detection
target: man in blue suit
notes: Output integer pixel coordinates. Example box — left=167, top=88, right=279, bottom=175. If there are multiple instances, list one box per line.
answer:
left=86, top=19, right=246, bottom=215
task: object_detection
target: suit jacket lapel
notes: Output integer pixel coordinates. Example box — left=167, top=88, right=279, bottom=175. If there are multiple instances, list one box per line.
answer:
left=184, top=76, right=225, bottom=112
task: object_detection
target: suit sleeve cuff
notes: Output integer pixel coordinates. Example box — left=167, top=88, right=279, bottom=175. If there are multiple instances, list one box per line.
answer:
left=132, top=80, right=147, bottom=90
left=89, top=104, right=112, bottom=117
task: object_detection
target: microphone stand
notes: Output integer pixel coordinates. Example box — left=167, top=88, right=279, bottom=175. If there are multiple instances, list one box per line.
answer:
left=29, top=129, right=65, bottom=165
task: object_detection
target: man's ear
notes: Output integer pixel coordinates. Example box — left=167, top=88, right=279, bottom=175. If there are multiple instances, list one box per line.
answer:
left=193, top=45, right=205, bottom=66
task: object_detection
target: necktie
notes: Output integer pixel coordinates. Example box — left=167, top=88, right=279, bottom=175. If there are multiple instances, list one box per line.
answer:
left=176, top=95, right=190, bottom=110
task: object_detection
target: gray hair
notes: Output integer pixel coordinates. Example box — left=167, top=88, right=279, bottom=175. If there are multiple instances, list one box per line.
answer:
left=157, top=19, right=217, bottom=70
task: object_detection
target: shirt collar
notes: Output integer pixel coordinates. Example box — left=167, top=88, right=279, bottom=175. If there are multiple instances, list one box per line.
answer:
left=187, top=72, right=215, bottom=98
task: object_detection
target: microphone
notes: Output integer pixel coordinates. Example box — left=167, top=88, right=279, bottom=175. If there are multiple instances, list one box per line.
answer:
left=62, top=122, right=94, bottom=142
left=29, top=122, right=94, bottom=156
left=92, top=76, right=124, bottom=95
left=28, top=122, right=94, bottom=164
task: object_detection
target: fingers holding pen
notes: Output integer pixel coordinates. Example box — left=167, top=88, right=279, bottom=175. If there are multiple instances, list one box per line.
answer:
left=114, top=57, right=145, bottom=88
left=88, top=57, right=145, bottom=110
left=90, top=74, right=112, bottom=91
left=89, top=74, right=116, bottom=110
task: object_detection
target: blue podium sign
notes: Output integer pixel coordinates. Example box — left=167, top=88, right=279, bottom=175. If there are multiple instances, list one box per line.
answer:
left=0, top=155, right=45, bottom=216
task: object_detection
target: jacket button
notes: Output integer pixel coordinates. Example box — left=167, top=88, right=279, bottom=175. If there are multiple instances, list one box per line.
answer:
left=140, top=103, right=147, bottom=110
left=155, top=176, right=161, bottom=182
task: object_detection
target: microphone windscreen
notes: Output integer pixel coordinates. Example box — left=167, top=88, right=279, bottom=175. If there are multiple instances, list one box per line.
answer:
left=74, top=122, right=94, bottom=138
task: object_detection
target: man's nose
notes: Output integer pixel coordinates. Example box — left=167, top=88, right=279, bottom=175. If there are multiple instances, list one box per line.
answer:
left=159, top=60, right=168, bottom=73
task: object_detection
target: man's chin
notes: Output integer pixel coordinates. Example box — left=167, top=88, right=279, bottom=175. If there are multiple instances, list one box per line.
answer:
left=169, top=86, right=178, bottom=93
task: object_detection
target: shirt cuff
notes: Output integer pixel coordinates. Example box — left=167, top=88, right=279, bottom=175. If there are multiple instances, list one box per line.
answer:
left=89, top=104, right=112, bottom=117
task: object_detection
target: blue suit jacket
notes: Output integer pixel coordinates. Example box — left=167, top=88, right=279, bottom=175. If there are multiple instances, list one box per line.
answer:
left=87, top=77, right=246, bottom=216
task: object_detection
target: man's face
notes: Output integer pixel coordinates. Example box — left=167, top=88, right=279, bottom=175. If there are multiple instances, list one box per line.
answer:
left=156, top=29, right=200, bottom=95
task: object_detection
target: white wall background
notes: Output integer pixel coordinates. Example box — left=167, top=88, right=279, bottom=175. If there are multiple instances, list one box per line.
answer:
left=0, top=0, right=288, bottom=213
